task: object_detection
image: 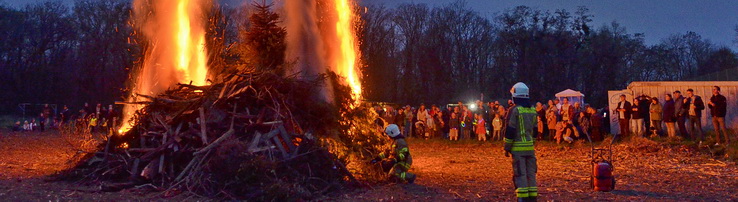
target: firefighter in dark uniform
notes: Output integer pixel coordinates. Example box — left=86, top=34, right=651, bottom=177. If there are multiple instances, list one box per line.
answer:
left=504, top=82, right=539, bottom=201
left=372, top=124, right=416, bottom=183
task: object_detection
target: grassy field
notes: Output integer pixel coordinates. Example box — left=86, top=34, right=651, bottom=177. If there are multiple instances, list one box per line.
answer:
left=1, top=130, right=737, bottom=201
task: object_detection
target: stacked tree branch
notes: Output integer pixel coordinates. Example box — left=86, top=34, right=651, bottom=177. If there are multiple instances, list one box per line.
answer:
left=64, top=72, right=379, bottom=200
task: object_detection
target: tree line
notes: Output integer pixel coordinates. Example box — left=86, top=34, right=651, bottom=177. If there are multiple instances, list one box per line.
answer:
left=0, top=0, right=737, bottom=115
left=358, top=1, right=738, bottom=108
left=0, top=0, right=134, bottom=114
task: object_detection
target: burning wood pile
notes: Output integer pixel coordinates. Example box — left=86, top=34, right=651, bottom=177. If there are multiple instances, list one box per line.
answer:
left=62, top=72, right=385, bottom=200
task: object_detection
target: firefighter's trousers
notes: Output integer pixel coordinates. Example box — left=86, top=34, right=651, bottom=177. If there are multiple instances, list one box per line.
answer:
left=512, top=153, right=538, bottom=198
left=389, top=161, right=414, bottom=182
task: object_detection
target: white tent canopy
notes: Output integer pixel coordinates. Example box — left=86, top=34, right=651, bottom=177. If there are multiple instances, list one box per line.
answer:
left=554, top=89, right=585, bottom=104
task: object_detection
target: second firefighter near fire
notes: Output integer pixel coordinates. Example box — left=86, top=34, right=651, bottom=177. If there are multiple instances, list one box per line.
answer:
left=372, top=124, right=417, bottom=183
left=504, top=82, right=539, bottom=202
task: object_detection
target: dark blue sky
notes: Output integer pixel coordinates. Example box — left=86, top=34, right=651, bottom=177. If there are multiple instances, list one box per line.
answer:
left=366, top=0, right=738, bottom=48
left=3, top=0, right=737, bottom=48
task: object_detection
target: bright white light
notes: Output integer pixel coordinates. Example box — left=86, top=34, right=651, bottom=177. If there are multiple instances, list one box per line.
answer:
left=469, top=103, right=476, bottom=110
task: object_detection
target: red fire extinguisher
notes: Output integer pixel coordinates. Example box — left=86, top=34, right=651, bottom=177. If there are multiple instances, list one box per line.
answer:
left=592, top=160, right=615, bottom=191
left=587, top=132, right=616, bottom=192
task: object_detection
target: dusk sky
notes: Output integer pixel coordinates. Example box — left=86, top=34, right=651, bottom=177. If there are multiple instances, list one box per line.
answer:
left=3, top=0, right=737, bottom=48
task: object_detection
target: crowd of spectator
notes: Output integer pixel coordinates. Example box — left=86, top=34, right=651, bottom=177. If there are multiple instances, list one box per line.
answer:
left=615, top=86, right=730, bottom=146
left=11, top=102, right=119, bottom=134
left=375, top=98, right=608, bottom=144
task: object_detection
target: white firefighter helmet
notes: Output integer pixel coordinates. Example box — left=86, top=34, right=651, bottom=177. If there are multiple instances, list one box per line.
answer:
left=385, top=124, right=401, bottom=138
left=510, top=82, right=530, bottom=98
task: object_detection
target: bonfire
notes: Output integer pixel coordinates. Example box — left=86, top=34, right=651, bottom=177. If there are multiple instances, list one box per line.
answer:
left=60, top=0, right=387, bottom=200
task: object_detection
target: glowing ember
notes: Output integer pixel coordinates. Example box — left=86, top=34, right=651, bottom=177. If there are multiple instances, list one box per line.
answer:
left=119, top=142, right=129, bottom=149
left=119, top=0, right=210, bottom=134
left=333, top=0, right=362, bottom=103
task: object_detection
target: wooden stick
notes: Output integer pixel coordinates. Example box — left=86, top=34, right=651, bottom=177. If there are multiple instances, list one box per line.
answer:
left=199, top=107, right=208, bottom=144
left=174, top=155, right=200, bottom=182
left=158, top=128, right=168, bottom=174
left=193, top=128, right=234, bottom=156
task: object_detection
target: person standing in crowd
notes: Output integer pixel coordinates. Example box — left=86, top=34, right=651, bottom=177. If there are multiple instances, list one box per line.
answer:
left=535, top=102, right=546, bottom=140
left=443, top=106, right=451, bottom=139
left=492, top=113, right=503, bottom=141
left=60, top=105, right=71, bottom=125
left=23, top=120, right=30, bottom=131
left=12, top=121, right=22, bottom=132
left=708, top=86, right=729, bottom=145
left=38, top=113, right=46, bottom=132
left=639, top=96, right=651, bottom=131
left=427, top=105, right=436, bottom=138
left=462, top=105, right=473, bottom=140
left=30, top=119, right=37, bottom=131
left=578, top=110, right=591, bottom=140
left=395, top=108, right=405, bottom=132
left=589, top=107, right=604, bottom=141
left=631, top=98, right=645, bottom=136
left=546, top=100, right=558, bottom=141
left=560, top=98, right=575, bottom=140
left=475, top=113, right=487, bottom=141
left=684, top=89, right=705, bottom=142
left=663, top=94, right=677, bottom=138
left=416, top=104, right=428, bottom=138
left=560, top=98, right=573, bottom=124
left=673, top=91, right=688, bottom=139
left=488, top=102, right=496, bottom=129
left=434, top=106, right=445, bottom=138
left=649, top=97, right=663, bottom=137
left=615, top=95, right=632, bottom=137
left=507, top=99, right=516, bottom=109
left=403, top=105, right=413, bottom=138
left=572, top=102, right=584, bottom=136
left=383, top=106, right=395, bottom=125
left=107, top=105, right=117, bottom=134
left=449, top=112, right=460, bottom=141
left=42, top=104, right=51, bottom=128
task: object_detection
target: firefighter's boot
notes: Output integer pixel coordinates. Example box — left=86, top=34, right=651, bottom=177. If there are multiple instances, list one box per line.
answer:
left=405, top=172, right=416, bottom=184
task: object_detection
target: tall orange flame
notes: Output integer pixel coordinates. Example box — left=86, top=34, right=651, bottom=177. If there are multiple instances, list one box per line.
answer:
left=333, top=0, right=362, bottom=103
left=119, top=0, right=210, bottom=134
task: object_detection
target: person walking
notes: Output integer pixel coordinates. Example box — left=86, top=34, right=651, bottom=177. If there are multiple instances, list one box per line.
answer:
left=663, top=94, right=677, bottom=138
left=684, top=89, right=705, bottom=142
left=615, top=95, right=632, bottom=137
left=708, top=86, right=729, bottom=145
left=649, top=97, right=663, bottom=137
left=503, top=82, right=539, bottom=201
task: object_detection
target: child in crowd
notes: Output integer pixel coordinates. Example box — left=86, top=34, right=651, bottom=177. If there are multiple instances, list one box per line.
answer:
left=449, top=112, right=459, bottom=141
left=29, top=119, right=37, bottom=131
left=475, top=114, right=486, bottom=141
left=89, top=114, right=98, bottom=133
left=13, top=121, right=21, bottom=132
left=492, top=114, right=502, bottom=141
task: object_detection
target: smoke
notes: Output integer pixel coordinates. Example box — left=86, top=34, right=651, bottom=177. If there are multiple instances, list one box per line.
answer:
left=283, top=0, right=335, bottom=103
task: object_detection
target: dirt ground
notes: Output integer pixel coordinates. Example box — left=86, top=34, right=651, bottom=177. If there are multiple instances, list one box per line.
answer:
left=1, top=131, right=737, bottom=201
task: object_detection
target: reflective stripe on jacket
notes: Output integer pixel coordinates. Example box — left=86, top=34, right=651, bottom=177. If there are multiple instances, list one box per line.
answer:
left=504, top=106, right=537, bottom=153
